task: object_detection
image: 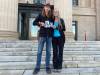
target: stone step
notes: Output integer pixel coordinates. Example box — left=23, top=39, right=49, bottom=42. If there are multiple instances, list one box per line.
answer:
left=1, top=68, right=100, bottom=75
left=1, top=50, right=100, bottom=56
left=25, top=40, right=100, bottom=43
left=1, top=55, right=100, bottom=62
left=34, top=44, right=100, bottom=47
left=31, top=51, right=100, bottom=55
left=1, top=44, right=100, bottom=48
left=63, top=61, right=99, bottom=68
left=0, top=40, right=33, bottom=43
left=1, top=61, right=100, bottom=70
left=0, top=51, right=33, bottom=56
left=66, top=41, right=100, bottom=43
left=0, top=40, right=96, bottom=44
left=23, top=68, right=100, bottom=75
left=0, top=48, right=32, bottom=52
left=32, top=41, right=100, bottom=44
left=1, top=47, right=100, bottom=52
left=0, top=70, right=24, bottom=75
left=32, top=47, right=100, bottom=51
left=1, top=40, right=100, bottom=43
left=0, top=43, right=33, bottom=48
left=0, top=56, right=34, bottom=62
left=1, top=41, right=100, bottom=48
left=0, top=44, right=100, bottom=48
left=0, top=51, right=100, bottom=56
left=64, top=47, right=100, bottom=51
left=32, top=44, right=100, bottom=48
left=1, top=42, right=100, bottom=44
left=0, top=40, right=100, bottom=75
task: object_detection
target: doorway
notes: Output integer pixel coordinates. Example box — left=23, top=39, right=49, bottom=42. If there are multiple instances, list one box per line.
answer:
left=72, top=21, right=78, bottom=40
left=18, top=3, right=43, bottom=40
left=18, top=3, right=54, bottom=40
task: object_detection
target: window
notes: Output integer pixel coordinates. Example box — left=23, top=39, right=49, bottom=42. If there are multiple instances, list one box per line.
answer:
left=72, top=21, right=78, bottom=40
left=73, top=0, right=78, bottom=6
left=33, top=0, right=46, bottom=4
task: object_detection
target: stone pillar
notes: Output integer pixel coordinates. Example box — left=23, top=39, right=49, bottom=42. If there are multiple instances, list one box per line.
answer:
left=96, top=0, right=100, bottom=41
left=54, top=0, right=74, bottom=41
left=91, top=0, right=95, bottom=8
left=0, top=0, right=18, bottom=40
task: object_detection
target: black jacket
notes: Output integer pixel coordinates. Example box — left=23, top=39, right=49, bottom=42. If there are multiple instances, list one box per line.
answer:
left=33, top=14, right=54, bottom=37
left=59, top=18, right=66, bottom=37
left=60, top=18, right=66, bottom=43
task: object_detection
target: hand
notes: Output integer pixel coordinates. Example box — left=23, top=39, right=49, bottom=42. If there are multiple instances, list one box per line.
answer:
left=50, top=25, right=56, bottom=29
left=39, top=22, right=45, bottom=27
left=58, top=25, right=63, bottom=30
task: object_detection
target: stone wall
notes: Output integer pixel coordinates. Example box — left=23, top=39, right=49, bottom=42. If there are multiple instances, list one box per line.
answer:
left=73, top=0, right=97, bottom=41
left=73, top=16, right=96, bottom=41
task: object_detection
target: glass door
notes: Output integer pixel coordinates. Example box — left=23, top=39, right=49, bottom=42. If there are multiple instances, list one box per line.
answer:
left=29, top=17, right=40, bottom=40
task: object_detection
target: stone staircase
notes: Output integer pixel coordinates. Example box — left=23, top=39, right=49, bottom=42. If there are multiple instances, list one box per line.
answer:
left=0, top=40, right=100, bottom=75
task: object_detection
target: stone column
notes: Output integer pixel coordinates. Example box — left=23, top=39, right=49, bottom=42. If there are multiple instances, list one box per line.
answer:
left=91, top=0, right=95, bottom=8
left=54, top=0, right=74, bottom=41
left=0, top=0, right=18, bottom=40
left=96, top=0, right=100, bottom=40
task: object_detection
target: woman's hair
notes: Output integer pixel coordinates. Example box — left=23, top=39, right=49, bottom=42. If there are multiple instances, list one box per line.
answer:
left=42, top=4, right=52, bottom=18
left=54, top=9, right=62, bottom=27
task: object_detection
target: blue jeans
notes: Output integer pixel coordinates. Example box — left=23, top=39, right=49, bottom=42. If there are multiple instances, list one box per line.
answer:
left=35, top=37, right=52, bottom=69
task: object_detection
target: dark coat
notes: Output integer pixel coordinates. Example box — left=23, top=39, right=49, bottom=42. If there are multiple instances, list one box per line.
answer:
left=60, top=18, right=66, bottom=43
left=33, top=14, right=54, bottom=37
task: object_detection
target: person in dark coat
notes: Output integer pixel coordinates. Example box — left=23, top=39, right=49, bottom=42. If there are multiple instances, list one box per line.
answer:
left=52, top=9, right=66, bottom=72
left=33, top=4, right=54, bottom=74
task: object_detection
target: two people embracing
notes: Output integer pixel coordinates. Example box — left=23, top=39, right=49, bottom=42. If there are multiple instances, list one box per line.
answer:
left=33, top=4, right=66, bottom=75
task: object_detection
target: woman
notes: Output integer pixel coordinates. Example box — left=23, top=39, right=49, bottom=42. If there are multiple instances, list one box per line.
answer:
left=52, top=9, right=66, bottom=72
left=33, top=4, right=53, bottom=74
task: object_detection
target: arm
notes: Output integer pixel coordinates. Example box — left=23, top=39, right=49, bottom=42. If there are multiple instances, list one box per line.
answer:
left=33, top=14, right=41, bottom=27
left=59, top=18, right=66, bottom=31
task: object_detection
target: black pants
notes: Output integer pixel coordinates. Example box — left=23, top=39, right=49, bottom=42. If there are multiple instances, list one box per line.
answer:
left=52, top=37, right=65, bottom=69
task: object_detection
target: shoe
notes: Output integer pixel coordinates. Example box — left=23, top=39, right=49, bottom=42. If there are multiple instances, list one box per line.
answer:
left=33, top=68, right=40, bottom=75
left=57, top=69, right=62, bottom=73
left=46, top=67, right=52, bottom=74
left=53, top=69, right=58, bottom=72
left=53, top=69, right=62, bottom=73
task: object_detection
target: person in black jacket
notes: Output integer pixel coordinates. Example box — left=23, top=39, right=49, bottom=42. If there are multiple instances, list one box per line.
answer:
left=33, top=4, right=53, bottom=74
left=52, top=9, right=66, bottom=72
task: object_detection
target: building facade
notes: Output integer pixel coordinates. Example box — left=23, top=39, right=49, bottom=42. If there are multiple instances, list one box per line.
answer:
left=72, top=0, right=100, bottom=41
left=0, top=0, right=100, bottom=41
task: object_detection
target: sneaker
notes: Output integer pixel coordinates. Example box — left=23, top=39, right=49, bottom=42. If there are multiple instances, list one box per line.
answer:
left=46, top=67, right=52, bottom=74
left=33, top=68, right=40, bottom=75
